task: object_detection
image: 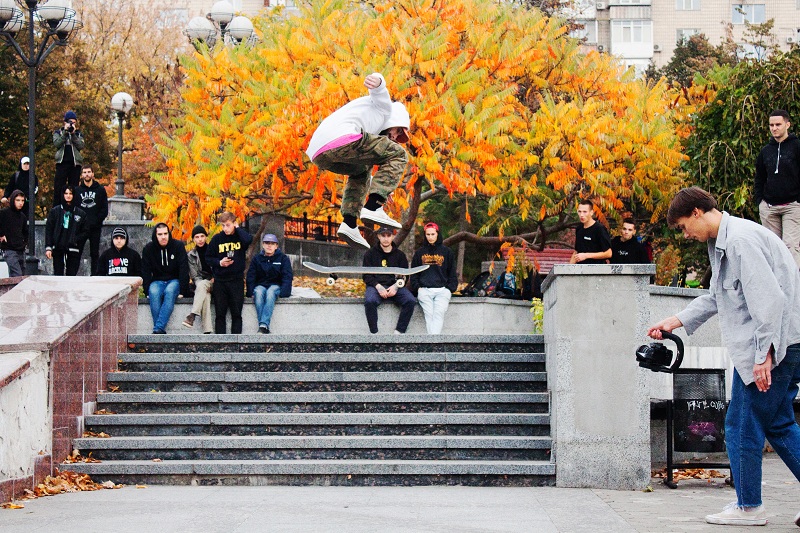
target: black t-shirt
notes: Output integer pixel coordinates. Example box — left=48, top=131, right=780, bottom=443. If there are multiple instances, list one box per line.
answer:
left=610, top=236, right=649, bottom=264
left=575, top=222, right=611, bottom=264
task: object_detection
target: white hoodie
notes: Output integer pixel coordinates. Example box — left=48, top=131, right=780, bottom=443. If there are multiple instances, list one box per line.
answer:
left=306, top=73, right=410, bottom=160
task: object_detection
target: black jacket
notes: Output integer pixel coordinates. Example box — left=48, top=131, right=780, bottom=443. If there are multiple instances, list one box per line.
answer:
left=362, top=244, right=408, bottom=288
left=610, top=236, right=649, bottom=264
left=3, top=164, right=38, bottom=202
left=755, top=133, right=800, bottom=205
left=140, top=227, right=189, bottom=294
left=246, top=248, right=293, bottom=297
left=45, top=202, right=87, bottom=252
left=75, top=180, right=109, bottom=228
left=97, top=228, right=142, bottom=277
left=0, top=190, right=28, bottom=252
left=410, top=237, right=458, bottom=293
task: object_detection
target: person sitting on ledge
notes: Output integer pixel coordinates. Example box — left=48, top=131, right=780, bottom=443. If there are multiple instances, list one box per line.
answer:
left=246, top=233, right=293, bottom=334
left=141, top=222, right=189, bottom=335
left=362, top=226, right=416, bottom=334
left=96, top=226, right=141, bottom=277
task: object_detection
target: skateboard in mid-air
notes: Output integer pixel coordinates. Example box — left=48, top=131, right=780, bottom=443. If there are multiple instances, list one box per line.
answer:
left=303, top=262, right=429, bottom=287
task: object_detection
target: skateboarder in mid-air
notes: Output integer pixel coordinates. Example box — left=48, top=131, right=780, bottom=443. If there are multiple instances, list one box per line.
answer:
left=306, top=72, right=411, bottom=249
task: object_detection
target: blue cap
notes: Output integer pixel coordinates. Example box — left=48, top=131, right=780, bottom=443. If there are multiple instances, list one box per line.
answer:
left=262, top=233, right=279, bottom=243
left=64, top=110, right=77, bottom=121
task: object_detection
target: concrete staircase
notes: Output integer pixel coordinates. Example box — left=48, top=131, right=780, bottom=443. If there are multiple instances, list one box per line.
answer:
left=63, top=334, right=554, bottom=486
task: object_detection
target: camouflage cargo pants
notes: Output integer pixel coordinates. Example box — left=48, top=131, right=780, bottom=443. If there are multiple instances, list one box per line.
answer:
left=312, top=132, right=408, bottom=219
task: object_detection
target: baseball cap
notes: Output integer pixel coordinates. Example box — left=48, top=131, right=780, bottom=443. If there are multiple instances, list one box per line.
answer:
left=262, top=233, right=279, bottom=243
left=376, top=226, right=396, bottom=235
left=20, top=157, right=29, bottom=165
left=424, top=222, right=439, bottom=232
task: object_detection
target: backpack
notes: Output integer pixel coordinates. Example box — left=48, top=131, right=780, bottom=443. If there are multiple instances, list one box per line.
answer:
left=460, top=271, right=493, bottom=297
left=497, top=272, right=517, bottom=296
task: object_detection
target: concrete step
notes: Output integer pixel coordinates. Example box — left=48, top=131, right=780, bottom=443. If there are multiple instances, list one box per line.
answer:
left=117, top=351, right=545, bottom=373
left=71, top=435, right=553, bottom=461
left=59, top=459, right=556, bottom=486
left=84, top=412, right=551, bottom=437
left=106, top=371, right=547, bottom=393
left=125, top=334, right=545, bottom=354
left=95, top=391, right=550, bottom=414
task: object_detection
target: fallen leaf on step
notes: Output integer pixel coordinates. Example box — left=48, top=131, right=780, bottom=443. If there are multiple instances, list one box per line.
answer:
left=136, top=485, right=147, bottom=489
left=152, top=458, right=162, bottom=462
left=1, top=502, right=24, bottom=509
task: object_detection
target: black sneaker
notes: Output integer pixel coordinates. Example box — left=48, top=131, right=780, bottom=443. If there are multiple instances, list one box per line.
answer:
left=258, top=326, right=270, bottom=334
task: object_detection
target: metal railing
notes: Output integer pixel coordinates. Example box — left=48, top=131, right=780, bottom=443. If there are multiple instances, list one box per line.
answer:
left=284, top=213, right=343, bottom=243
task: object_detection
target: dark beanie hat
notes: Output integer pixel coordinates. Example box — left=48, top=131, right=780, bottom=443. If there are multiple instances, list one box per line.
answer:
left=64, top=110, right=77, bottom=121
left=192, top=225, right=207, bottom=238
left=112, top=227, right=128, bottom=240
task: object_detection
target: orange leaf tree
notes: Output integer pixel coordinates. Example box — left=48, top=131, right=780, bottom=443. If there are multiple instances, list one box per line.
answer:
left=150, top=0, right=687, bottom=245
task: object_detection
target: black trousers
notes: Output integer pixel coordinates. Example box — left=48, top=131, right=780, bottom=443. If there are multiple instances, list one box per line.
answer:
left=77, top=226, right=102, bottom=275
left=53, top=163, right=81, bottom=207
left=52, top=249, right=80, bottom=276
left=213, top=278, right=244, bottom=334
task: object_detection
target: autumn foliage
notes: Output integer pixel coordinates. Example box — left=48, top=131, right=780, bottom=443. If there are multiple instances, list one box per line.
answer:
left=150, top=0, right=689, bottom=242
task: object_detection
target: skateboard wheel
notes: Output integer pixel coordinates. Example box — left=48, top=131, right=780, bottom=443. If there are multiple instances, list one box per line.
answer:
left=326, top=277, right=335, bottom=286
left=396, top=279, right=405, bottom=288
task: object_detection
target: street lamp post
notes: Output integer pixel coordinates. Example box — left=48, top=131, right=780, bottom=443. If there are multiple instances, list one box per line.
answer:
left=0, top=0, right=81, bottom=274
left=184, top=1, right=255, bottom=47
left=110, top=92, right=134, bottom=198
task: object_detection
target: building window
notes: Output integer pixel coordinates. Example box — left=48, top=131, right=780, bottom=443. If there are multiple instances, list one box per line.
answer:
left=611, top=20, right=653, bottom=43
left=732, top=4, right=765, bottom=24
left=676, top=0, right=700, bottom=10
left=676, top=28, right=700, bottom=42
left=737, top=43, right=766, bottom=60
left=571, top=20, right=598, bottom=43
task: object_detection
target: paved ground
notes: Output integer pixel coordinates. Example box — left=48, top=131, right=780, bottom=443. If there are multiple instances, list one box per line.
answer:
left=2, top=454, right=799, bottom=532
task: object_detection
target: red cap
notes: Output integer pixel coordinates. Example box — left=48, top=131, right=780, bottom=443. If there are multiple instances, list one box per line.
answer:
left=424, top=222, right=439, bottom=231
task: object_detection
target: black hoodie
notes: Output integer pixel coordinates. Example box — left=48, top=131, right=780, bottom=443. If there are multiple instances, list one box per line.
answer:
left=3, top=162, right=38, bottom=214
left=0, top=190, right=28, bottom=252
left=140, top=227, right=189, bottom=294
left=755, top=133, right=800, bottom=205
left=75, top=179, right=109, bottom=228
left=97, top=228, right=142, bottom=277
left=363, top=242, right=409, bottom=288
left=45, top=196, right=87, bottom=252
left=410, top=234, right=458, bottom=293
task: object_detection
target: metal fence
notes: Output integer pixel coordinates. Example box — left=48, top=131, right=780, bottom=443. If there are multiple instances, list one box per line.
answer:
left=284, top=213, right=344, bottom=243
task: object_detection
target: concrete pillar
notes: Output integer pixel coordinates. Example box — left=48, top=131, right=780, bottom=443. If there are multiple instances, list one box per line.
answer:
left=542, top=263, right=656, bottom=489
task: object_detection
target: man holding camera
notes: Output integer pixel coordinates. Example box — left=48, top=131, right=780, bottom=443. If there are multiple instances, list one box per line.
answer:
left=53, top=110, right=84, bottom=207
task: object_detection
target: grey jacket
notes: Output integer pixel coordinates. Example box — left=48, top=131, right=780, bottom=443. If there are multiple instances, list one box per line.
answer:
left=53, top=128, right=85, bottom=166
left=188, top=246, right=213, bottom=283
left=676, top=212, right=800, bottom=385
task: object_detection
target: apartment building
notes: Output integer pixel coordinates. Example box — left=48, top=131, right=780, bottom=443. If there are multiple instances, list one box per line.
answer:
left=567, top=0, right=800, bottom=75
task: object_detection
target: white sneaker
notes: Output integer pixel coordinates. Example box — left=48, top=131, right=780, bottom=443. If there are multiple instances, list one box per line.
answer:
left=705, top=502, right=767, bottom=526
left=360, top=206, right=402, bottom=229
left=337, top=222, right=370, bottom=249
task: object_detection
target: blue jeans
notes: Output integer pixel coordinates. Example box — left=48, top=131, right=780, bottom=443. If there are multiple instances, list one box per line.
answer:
left=727, top=343, right=800, bottom=507
left=148, top=279, right=180, bottom=332
left=253, top=284, right=280, bottom=329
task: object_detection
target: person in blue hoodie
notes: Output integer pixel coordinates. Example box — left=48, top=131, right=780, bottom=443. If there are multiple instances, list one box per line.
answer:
left=206, top=212, right=253, bottom=334
left=246, top=233, right=292, bottom=334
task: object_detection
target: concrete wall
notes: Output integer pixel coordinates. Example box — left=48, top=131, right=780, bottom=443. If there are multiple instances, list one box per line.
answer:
left=138, top=297, right=534, bottom=335
left=543, top=264, right=655, bottom=490
left=0, top=276, right=141, bottom=503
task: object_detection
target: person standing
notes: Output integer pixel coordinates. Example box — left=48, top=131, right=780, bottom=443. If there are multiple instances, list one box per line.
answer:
left=96, top=226, right=141, bottom=277
left=75, top=166, right=108, bottom=275
left=53, top=110, right=84, bottom=207
left=2, top=157, right=38, bottom=214
left=649, top=187, right=800, bottom=527
left=0, top=190, right=28, bottom=277
left=44, top=185, right=87, bottom=276
left=610, top=218, right=650, bottom=264
left=246, top=233, right=293, bottom=334
left=362, top=226, right=416, bottom=334
left=410, top=222, right=458, bottom=334
left=570, top=199, right=611, bottom=265
left=754, top=109, right=800, bottom=268
left=183, top=225, right=214, bottom=334
left=306, top=72, right=411, bottom=249
left=206, top=212, right=253, bottom=334
left=141, top=223, right=189, bottom=334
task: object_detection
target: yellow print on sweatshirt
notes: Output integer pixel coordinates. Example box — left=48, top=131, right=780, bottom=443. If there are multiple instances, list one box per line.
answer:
left=218, top=242, right=242, bottom=253
left=421, top=253, right=444, bottom=266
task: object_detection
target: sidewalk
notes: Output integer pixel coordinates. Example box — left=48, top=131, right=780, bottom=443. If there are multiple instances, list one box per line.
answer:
left=2, top=454, right=799, bottom=532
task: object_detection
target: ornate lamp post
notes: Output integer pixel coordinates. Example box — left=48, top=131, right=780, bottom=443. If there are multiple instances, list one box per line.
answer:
left=0, top=0, right=82, bottom=274
left=184, top=1, right=255, bottom=47
left=110, top=92, right=134, bottom=198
